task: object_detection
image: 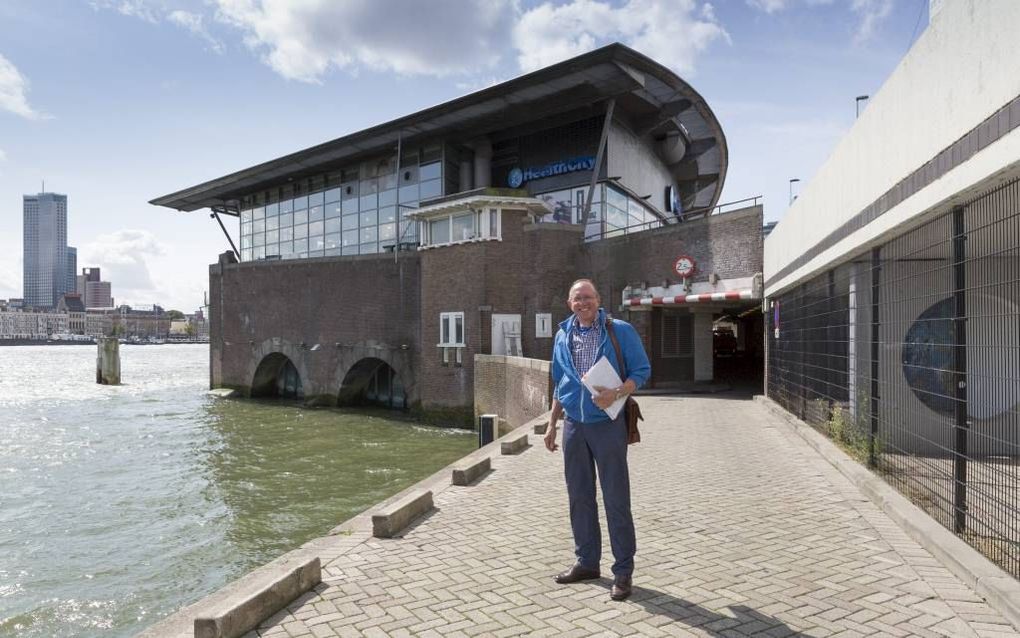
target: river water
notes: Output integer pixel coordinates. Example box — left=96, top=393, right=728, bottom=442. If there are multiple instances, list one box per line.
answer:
left=0, top=344, right=474, bottom=637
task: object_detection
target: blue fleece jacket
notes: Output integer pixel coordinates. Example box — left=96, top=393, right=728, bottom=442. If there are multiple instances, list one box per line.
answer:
left=551, top=308, right=651, bottom=423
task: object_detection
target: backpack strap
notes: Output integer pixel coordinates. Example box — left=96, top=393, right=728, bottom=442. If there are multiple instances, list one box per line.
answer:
left=605, top=316, right=628, bottom=382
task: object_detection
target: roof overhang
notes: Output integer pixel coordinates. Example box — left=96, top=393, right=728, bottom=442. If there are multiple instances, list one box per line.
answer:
left=150, top=43, right=728, bottom=216
left=409, top=191, right=553, bottom=219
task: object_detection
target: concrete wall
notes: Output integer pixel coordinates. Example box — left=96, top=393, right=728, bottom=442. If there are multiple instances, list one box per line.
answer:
left=766, top=0, right=1020, bottom=295
left=473, top=354, right=551, bottom=432
left=607, top=121, right=678, bottom=216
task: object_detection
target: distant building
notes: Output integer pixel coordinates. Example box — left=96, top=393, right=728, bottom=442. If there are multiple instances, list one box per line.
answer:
left=77, top=268, right=114, bottom=308
left=66, top=247, right=77, bottom=300
left=0, top=308, right=68, bottom=339
left=57, top=294, right=87, bottom=334
left=111, top=305, right=170, bottom=339
left=23, top=192, right=71, bottom=308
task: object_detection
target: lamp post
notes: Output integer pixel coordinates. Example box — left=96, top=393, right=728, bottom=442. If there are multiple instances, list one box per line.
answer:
left=856, top=95, right=869, bottom=119
left=789, top=178, right=800, bottom=205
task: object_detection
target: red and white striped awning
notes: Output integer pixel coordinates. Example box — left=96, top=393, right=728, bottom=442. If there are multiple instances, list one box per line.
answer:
left=626, top=290, right=756, bottom=306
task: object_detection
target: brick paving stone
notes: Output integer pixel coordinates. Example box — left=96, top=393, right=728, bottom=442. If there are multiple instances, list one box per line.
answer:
left=250, top=395, right=1020, bottom=637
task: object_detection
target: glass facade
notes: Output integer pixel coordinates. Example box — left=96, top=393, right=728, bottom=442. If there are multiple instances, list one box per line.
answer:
left=535, top=183, right=668, bottom=241
left=238, top=144, right=443, bottom=261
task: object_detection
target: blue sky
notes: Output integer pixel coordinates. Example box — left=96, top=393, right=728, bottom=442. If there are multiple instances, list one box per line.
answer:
left=0, top=0, right=928, bottom=311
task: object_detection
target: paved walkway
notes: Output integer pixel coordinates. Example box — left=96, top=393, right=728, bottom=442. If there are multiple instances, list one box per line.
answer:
left=245, top=395, right=1019, bottom=637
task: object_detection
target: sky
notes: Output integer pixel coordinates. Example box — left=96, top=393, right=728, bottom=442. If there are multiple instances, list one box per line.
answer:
left=0, top=0, right=929, bottom=312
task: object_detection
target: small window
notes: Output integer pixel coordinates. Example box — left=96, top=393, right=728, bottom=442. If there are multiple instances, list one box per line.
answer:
left=439, top=312, right=465, bottom=347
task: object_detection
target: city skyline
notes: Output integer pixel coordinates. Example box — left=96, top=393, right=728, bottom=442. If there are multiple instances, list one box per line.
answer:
left=0, top=0, right=927, bottom=311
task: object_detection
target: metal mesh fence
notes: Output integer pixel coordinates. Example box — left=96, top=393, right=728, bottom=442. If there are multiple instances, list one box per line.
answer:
left=766, top=177, right=1020, bottom=577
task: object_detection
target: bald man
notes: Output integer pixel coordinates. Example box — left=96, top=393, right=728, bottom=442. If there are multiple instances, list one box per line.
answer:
left=545, top=279, right=650, bottom=601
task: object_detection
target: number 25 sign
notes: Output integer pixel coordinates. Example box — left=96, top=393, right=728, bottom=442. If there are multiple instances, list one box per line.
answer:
left=673, top=255, right=696, bottom=278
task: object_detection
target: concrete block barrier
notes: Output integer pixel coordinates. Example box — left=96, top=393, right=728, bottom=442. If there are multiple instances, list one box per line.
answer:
left=452, top=457, right=491, bottom=486
left=501, top=434, right=529, bottom=455
left=533, top=422, right=548, bottom=434
left=191, top=552, right=320, bottom=638
left=372, top=490, right=433, bottom=538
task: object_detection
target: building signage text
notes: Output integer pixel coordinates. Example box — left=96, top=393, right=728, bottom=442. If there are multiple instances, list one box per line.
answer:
left=507, top=155, right=596, bottom=188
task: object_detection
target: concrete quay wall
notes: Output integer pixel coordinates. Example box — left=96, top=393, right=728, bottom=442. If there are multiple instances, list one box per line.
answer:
left=473, top=354, right=551, bottom=434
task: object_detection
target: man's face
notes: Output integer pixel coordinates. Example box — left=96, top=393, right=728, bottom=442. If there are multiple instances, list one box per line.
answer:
left=568, top=282, right=600, bottom=325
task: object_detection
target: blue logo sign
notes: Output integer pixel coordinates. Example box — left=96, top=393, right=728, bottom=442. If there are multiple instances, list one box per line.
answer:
left=507, top=167, right=524, bottom=188
left=506, top=155, right=596, bottom=188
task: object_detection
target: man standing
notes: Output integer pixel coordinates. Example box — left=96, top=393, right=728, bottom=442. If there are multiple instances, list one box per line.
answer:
left=545, top=279, right=651, bottom=601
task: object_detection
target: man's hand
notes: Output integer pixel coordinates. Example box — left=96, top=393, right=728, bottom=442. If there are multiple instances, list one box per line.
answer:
left=544, top=423, right=559, bottom=452
left=592, top=385, right=619, bottom=410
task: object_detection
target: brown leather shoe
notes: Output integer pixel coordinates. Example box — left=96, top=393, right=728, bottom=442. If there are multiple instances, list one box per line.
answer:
left=554, top=563, right=601, bottom=584
left=610, top=574, right=632, bottom=601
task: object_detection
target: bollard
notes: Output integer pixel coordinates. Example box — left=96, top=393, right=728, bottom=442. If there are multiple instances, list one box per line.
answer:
left=96, top=337, right=121, bottom=385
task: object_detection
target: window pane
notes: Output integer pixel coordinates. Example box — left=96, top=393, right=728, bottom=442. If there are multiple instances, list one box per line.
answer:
left=360, top=209, right=378, bottom=227
left=420, top=161, right=441, bottom=181
left=489, top=210, right=498, bottom=237
left=253, top=206, right=266, bottom=220
left=308, top=191, right=324, bottom=207
left=359, top=192, right=378, bottom=211
left=265, top=203, right=279, bottom=216
left=254, top=245, right=266, bottom=259
left=280, top=226, right=293, bottom=242
left=310, top=235, right=325, bottom=251
left=341, top=182, right=358, bottom=200
left=378, top=222, right=396, bottom=241
left=342, top=214, right=359, bottom=231
left=266, top=216, right=279, bottom=231
left=419, top=179, right=441, bottom=200
left=378, top=206, right=396, bottom=223
left=429, top=218, right=449, bottom=244
left=279, top=212, right=293, bottom=228
left=342, top=229, right=359, bottom=247
left=253, top=219, right=265, bottom=233
left=241, top=209, right=253, bottom=223
left=325, top=247, right=342, bottom=256
left=293, top=209, right=308, bottom=225
left=279, top=241, right=294, bottom=256
left=342, top=196, right=359, bottom=215
left=241, top=248, right=252, bottom=261
left=252, top=232, right=265, bottom=247
left=308, top=205, right=324, bottom=222
left=294, top=195, right=309, bottom=211
left=379, top=188, right=396, bottom=207
left=293, top=223, right=308, bottom=238
left=264, top=243, right=278, bottom=256
left=325, top=217, right=342, bottom=234
left=265, top=229, right=279, bottom=244
left=309, top=220, right=324, bottom=237
left=293, top=238, right=308, bottom=253
left=452, top=213, right=476, bottom=240
left=360, top=242, right=378, bottom=254
left=325, top=233, right=341, bottom=250
left=325, top=201, right=341, bottom=218
left=342, top=245, right=359, bottom=256
left=241, top=222, right=252, bottom=237
left=324, top=187, right=341, bottom=204
left=360, top=226, right=378, bottom=243
left=280, top=198, right=294, bottom=213
left=442, top=316, right=450, bottom=344
left=455, top=316, right=463, bottom=344
left=398, top=183, right=419, bottom=203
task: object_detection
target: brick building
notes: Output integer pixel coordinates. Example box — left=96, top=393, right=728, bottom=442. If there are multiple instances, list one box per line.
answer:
left=153, top=44, right=763, bottom=423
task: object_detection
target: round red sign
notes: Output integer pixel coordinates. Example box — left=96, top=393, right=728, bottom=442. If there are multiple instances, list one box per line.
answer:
left=673, top=255, right=696, bottom=278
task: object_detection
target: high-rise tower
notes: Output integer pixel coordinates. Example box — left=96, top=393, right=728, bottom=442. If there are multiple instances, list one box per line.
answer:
left=23, top=192, right=70, bottom=308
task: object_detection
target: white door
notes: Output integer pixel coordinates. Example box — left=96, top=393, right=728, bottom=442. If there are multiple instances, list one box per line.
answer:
left=491, top=314, right=522, bottom=356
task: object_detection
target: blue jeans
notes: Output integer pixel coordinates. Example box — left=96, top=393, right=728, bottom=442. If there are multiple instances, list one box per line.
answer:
left=562, top=413, right=635, bottom=576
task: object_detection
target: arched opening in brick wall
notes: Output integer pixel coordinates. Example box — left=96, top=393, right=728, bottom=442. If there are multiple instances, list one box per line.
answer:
left=337, top=358, right=406, bottom=409
left=251, top=353, right=304, bottom=399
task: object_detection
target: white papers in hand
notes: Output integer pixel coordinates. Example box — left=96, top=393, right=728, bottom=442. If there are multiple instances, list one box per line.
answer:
left=581, top=356, right=625, bottom=419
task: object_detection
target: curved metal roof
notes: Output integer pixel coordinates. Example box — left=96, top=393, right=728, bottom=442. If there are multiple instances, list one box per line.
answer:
left=150, top=43, right=728, bottom=216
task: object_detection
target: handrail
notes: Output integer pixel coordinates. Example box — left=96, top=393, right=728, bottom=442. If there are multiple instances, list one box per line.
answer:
left=582, top=195, right=763, bottom=241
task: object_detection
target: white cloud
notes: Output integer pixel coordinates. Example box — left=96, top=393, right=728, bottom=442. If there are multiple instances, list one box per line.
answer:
left=88, top=0, right=161, bottom=24
left=0, top=53, right=47, bottom=120
left=851, top=0, right=893, bottom=43
left=0, top=148, right=6, bottom=161
left=81, top=230, right=166, bottom=303
left=746, top=0, right=789, bottom=13
left=213, top=0, right=514, bottom=83
left=512, top=0, right=729, bottom=76
left=167, top=10, right=225, bottom=54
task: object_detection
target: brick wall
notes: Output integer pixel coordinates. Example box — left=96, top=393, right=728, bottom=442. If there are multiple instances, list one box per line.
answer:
left=209, top=252, right=421, bottom=406
left=474, top=354, right=551, bottom=433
